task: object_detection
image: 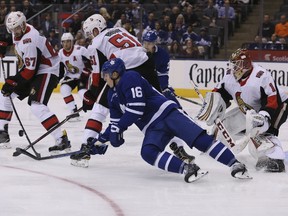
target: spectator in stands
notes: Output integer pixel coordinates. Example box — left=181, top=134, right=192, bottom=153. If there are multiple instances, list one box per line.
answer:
left=75, top=30, right=85, bottom=45
left=20, top=0, right=36, bottom=21
left=130, top=0, right=141, bottom=23
left=69, top=14, right=82, bottom=36
left=40, top=13, right=56, bottom=38
left=154, top=21, right=168, bottom=45
left=166, top=22, right=178, bottom=44
left=195, top=27, right=212, bottom=58
left=274, top=15, right=288, bottom=39
left=113, top=13, right=127, bottom=28
left=143, top=12, right=156, bottom=30
left=47, top=29, right=60, bottom=51
left=0, top=0, right=8, bottom=25
left=99, top=7, right=114, bottom=28
left=169, top=41, right=183, bottom=59
left=247, top=35, right=267, bottom=50
left=123, top=20, right=136, bottom=36
left=181, top=24, right=199, bottom=44
left=174, top=14, right=187, bottom=43
left=267, top=33, right=281, bottom=50
left=257, top=14, right=275, bottom=40
left=183, top=4, right=200, bottom=27
left=169, top=5, right=181, bottom=24
left=161, top=15, right=171, bottom=31
left=181, top=38, right=199, bottom=59
left=217, top=0, right=235, bottom=37
left=203, top=0, right=218, bottom=27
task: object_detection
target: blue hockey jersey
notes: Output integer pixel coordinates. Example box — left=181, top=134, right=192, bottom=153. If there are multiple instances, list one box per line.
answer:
left=108, top=71, right=178, bottom=133
left=152, top=45, right=170, bottom=90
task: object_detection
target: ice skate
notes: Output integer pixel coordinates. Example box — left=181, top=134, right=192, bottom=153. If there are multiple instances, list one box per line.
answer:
left=170, top=142, right=195, bottom=163
left=183, top=163, right=208, bottom=183
left=0, top=124, right=11, bottom=149
left=48, top=130, right=71, bottom=154
left=70, top=143, right=91, bottom=168
left=231, top=162, right=252, bottom=179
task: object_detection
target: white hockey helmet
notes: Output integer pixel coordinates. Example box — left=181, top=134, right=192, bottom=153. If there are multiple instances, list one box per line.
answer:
left=61, top=32, right=74, bottom=42
left=5, top=11, right=27, bottom=34
left=82, top=14, right=107, bottom=39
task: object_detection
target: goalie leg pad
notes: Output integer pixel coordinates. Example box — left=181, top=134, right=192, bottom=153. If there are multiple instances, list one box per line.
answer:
left=196, top=92, right=226, bottom=126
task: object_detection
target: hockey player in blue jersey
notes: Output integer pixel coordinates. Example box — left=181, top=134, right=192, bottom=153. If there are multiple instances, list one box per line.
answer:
left=98, top=58, right=251, bottom=182
left=142, top=30, right=181, bottom=108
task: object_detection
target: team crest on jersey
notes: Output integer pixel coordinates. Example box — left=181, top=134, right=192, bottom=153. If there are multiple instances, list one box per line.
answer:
left=65, top=61, right=79, bottom=74
left=14, top=48, right=24, bottom=70
left=235, top=92, right=253, bottom=113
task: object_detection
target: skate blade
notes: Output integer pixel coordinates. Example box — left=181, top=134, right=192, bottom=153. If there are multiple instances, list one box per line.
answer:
left=185, top=170, right=208, bottom=183
left=70, top=159, right=89, bottom=168
left=234, top=172, right=253, bottom=180
left=68, top=117, right=81, bottom=122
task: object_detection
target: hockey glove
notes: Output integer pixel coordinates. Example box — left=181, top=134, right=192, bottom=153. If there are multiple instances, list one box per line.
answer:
left=82, top=89, right=96, bottom=112
left=1, top=77, right=17, bottom=96
left=109, top=124, right=125, bottom=147
left=0, top=41, right=8, bottom=58
left=162, top=86, right=182, bottom=108
left=246, top=110, right=270, bottom=137
left=86, top=137, right=108, bottom=155
left=80, top=68, right=91, bottom=82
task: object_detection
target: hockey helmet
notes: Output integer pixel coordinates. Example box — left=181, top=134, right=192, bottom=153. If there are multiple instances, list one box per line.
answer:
left=230, top=48, right=253, bottom=81
left=61, top=32, right=74, bottom=42
left=82, top=14, right=107, bottom=39
left=101, top=58, right=126, bottom=80
left=143, top=30, right=157, bottom=42
left=6, top=11, right=27, bottom=34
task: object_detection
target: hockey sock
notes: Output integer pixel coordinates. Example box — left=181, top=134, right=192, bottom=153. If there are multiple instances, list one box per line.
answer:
left=193, top=132, right=237, bottom=167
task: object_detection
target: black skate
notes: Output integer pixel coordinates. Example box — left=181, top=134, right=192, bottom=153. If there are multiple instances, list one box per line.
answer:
left=70, top=143, right=91, bottom=168
left=170, top=142, right=195, bottom=163
left=48, top=130, right=71, bottom=154
left=231, top=162, right=252, bottom=179
left=183, top=163, right=208, bottom=183
left=266, top=158, right=285, bottom=172
left=0, top=124, right=11, bottom=149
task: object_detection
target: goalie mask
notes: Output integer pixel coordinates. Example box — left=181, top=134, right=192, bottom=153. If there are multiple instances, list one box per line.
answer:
left=229, top=48, right=253, bottom=81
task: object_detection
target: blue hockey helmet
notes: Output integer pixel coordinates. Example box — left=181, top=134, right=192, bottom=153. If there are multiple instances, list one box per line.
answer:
left=101, top=58, right=126, bottom=79
left=143, top=30, right=157, bottom=42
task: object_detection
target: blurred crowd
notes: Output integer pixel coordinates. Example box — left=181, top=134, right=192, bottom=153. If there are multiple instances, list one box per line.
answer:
left=1, top=0, right=287, bottom=59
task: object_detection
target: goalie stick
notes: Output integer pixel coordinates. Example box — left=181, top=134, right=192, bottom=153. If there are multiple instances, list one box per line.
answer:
left=12, top=107, right=83, bottom=157
left=189, top=70, right=248, bottom=153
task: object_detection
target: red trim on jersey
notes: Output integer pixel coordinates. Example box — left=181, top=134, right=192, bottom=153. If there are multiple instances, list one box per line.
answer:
left=14, top=25, right=31, bottom=41
left=91, top=73, right=100, bottom=87
left=41, top=55, right=52, bottom=67
left=85, top=119, right=102, bottom=133
left=267, top=95, right=278, bottom=110
left=42, top=114, right=59, bottom=130
left=20, top=68, right=35, bottom=80
left=239, top=73, right=252, bottom=86
left=109, top=53, right=116, bottom=59
left=64, top=95, right=75, bottom=104
left=63, top=46, right=74, bottom=56
left=37, top=74, right=47, bottom=102
left=0, top=111, right=13, bottom=121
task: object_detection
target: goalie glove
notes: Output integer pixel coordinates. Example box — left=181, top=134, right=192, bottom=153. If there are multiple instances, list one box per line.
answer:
left=246, top=110, right=270, bottom=138
left=196, top=92, right=226, bottom=126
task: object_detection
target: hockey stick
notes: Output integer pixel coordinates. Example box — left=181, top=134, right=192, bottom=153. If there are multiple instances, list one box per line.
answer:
left=12, top=107, right=83, bottom=157
left=189, top=71, right=248, bottom=153
left=0, top=58, right=41, bottom=157
left=176, top=95, right=202, bottom=106
left=15, top=148, right=81, bottom=160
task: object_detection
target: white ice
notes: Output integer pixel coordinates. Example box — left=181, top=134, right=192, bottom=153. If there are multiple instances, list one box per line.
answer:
left=0, top=93, right=287, bottom=216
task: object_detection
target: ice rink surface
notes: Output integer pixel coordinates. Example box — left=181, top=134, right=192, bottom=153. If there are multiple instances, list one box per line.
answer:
left=0, top=93, right=287, bottom=216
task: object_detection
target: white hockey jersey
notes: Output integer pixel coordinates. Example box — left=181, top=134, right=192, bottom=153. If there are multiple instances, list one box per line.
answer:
left=13, top=24, right=60, bottom=77
left=91, top=27, right=148, bottom=69
left=214, top=63, right=288, bottom=118
left=58, top=45, right=90, bottom=79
